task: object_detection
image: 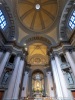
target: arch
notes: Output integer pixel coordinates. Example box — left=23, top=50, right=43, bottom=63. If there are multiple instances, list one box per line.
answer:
left=59, top=0, right=74, bottom=41
left=32, top=69, right=44, bottom=76
left=18, top=34, right=56, bottom=47
left=27, top=54, right=49, bottom=66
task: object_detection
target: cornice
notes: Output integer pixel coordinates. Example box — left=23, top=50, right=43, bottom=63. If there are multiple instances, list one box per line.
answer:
left=49, top=41, right=69, bottom=52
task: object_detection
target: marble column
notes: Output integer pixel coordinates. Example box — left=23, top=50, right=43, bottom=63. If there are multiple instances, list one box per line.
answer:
left=29, top=72, right=32, bottom=97
left=46, top=72, right=51, bottom=97
left=72, top=50, right=75, bottom=62
left=0, top=51, right=3, bottom=64
left=46, top=73, right=49, bottom=96
left=44, top=75, right=46, bottom=96
left=0, top=51, right=3, bottom=60
left=21, top=71, right=29, bottom=98
left=0, top=51, right=10, bottom=78
left=5, top=56, right=20, bottom=99
left=51, top=57, right=63, bottom=98
left=65, top=51, right=75, bottom=76
left=12, top=59, right=24, bottom=99
left=55, top=54, right=69, bottom=98
left=49, top=72, right=55, bottom=97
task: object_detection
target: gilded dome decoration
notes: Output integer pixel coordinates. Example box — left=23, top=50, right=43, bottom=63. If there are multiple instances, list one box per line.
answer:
left=17, top=0, right=58, bottom=33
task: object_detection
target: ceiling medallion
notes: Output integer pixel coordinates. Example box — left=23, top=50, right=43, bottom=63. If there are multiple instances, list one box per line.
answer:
left=17, top=0, right=58, bottom=33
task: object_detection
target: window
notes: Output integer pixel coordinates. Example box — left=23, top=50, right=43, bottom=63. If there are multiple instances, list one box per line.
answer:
left=69, top=10, right=75, bottom=30
left=0, top=10, right=6, bottom=29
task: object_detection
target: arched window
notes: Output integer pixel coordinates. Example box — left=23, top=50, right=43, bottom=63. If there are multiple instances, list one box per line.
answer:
left=0, top=10, right=6, bottom=29
left=69, top=10, right=75, bottom=30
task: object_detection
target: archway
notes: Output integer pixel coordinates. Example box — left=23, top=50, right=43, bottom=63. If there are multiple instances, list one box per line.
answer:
left=27, top=42, right=49, bottom=98
left=32, top=70, right=44, bottom=97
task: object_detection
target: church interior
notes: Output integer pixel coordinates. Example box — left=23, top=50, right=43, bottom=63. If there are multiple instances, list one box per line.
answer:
left=0, top=0, right=75, bottom=100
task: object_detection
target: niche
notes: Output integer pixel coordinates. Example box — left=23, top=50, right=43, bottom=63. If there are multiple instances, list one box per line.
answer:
left=60, top=54, right=66, bottom=63
left=9, top=54, right=16, bottom=64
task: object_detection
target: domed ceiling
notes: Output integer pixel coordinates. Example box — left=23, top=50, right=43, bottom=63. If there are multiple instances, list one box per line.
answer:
left=17, top=0, right=58, bottom=33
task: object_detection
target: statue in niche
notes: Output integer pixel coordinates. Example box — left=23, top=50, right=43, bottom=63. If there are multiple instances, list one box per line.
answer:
left=1, top=70, right=10, bottom=85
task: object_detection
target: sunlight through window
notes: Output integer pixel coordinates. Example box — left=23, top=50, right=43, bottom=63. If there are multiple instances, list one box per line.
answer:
left=0, top=10, right=6, bottom=29
left=69, top=11, right=75, bottom=30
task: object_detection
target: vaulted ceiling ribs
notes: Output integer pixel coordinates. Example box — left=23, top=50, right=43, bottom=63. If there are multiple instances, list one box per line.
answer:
left=17, top=0, right=58, bottom=32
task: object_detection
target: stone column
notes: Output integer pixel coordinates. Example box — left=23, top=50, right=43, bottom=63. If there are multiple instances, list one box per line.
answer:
left=55, top=54, right=69, bottom=98
left=21, top=71, right=29, bottom=98
left=72, top=50, right=75, bottom=62
left=12, top=59, right=24, bottom=99
left=5, top=56, right=20, bottom=99
left=46, top=74, right=49, bottom=96
left=44, top=75, right=46, bottom=96
left=46, top=72, right=51, bottom=97
left=51, top=57, right=63, bottom=98
left=49, top=72, right=55, bottom=97
left=0, top=51, right=3, bottom=64
left=0, top=51, right=3, bottom=60
left=0, top=51, right=10, bottom=78
left=65, top=50, right=75, bottom=76
left=29, top=72, right=32, bottom=97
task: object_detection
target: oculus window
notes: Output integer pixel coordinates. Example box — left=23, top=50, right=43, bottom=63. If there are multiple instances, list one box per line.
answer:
left=0, top=10, right=6, bottom=29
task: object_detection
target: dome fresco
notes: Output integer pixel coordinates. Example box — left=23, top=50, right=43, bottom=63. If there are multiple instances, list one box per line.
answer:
left=17, top=0, right=58, bottom=33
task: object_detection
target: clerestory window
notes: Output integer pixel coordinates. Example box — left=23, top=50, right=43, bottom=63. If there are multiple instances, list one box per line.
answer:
left=0, top=10, right=6, bottom=29
left=69, top=10, right=75, bottom=30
